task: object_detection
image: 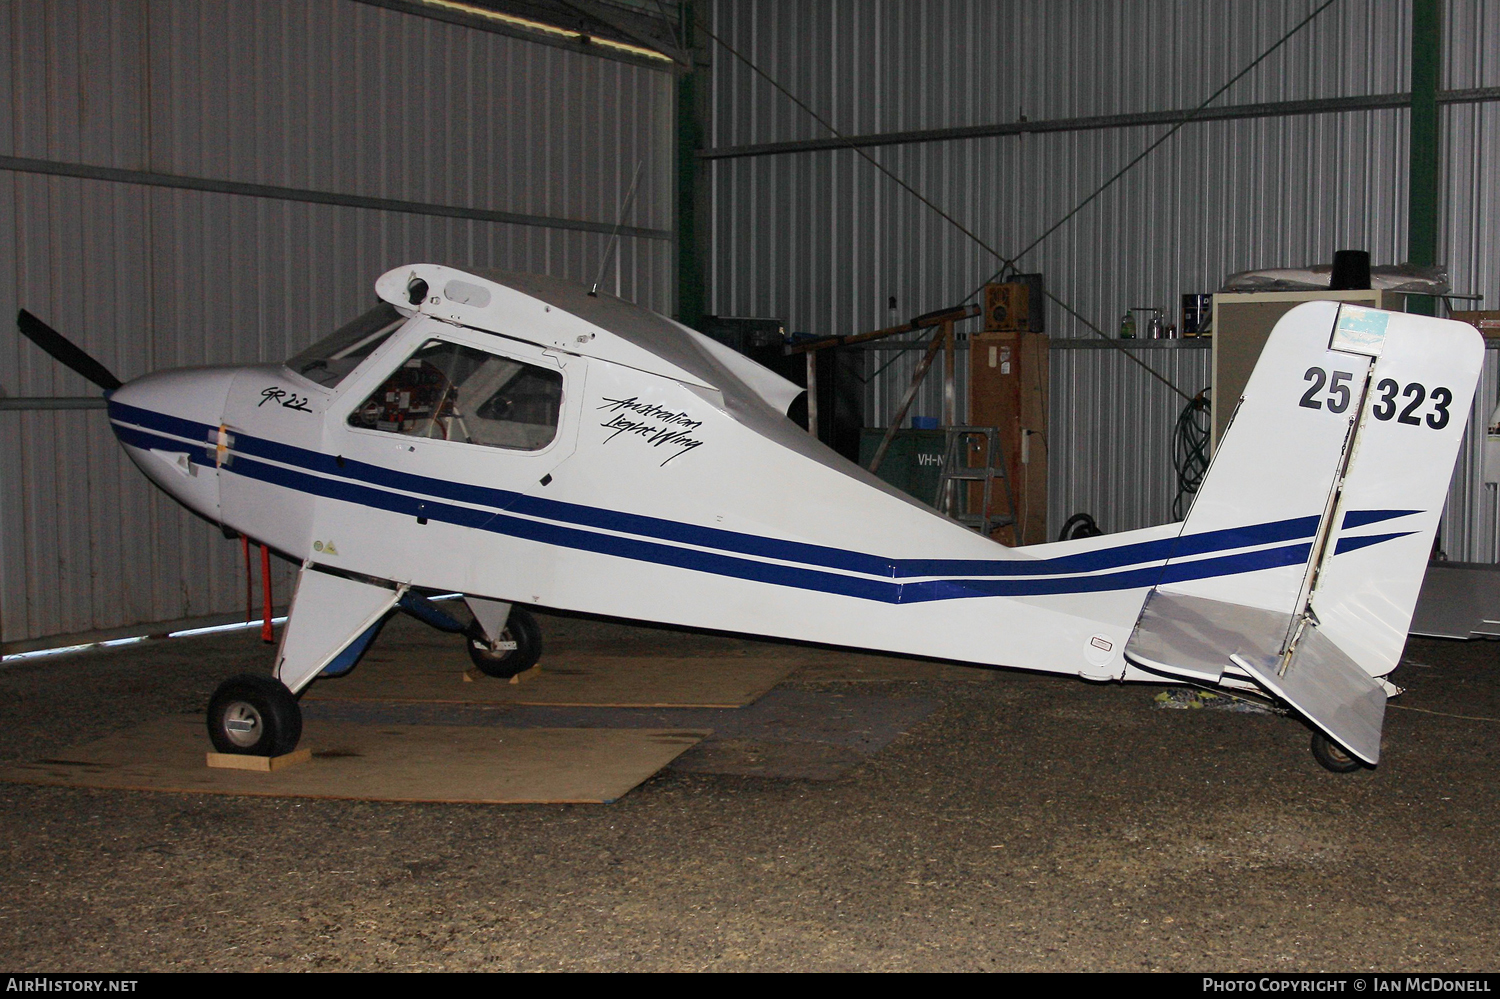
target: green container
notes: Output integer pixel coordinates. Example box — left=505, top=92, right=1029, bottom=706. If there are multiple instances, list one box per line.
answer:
left=857, top=428, right=947, bottom=506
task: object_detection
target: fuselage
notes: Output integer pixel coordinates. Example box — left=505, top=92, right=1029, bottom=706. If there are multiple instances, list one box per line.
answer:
left=100, top=265, right=1357, bottom=686
left=82, top=273, right=1486, bottom=769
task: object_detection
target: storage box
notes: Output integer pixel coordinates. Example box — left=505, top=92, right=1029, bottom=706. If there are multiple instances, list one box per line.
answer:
left=858, top=428, right=948, bottom=506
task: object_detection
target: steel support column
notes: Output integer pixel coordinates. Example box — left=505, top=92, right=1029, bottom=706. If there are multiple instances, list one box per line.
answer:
left=675, top=1, right=708, bottom=329
left=1408, top=0, right=1441, bottom=316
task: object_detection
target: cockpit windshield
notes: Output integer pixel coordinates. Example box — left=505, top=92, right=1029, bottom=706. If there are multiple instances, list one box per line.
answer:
left=285, top=302, right=406, bottom=387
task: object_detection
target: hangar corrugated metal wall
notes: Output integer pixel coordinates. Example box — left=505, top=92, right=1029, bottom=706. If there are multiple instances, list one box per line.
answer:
left=0, top=0, right=675, bottom=649
left=1439, top=0, right=1500, bottom=562
left=704, top=0, right=1500, bottom=549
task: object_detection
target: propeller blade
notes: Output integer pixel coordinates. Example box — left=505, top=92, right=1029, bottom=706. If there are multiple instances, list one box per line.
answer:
left=16, top=309, right=122, bottom=392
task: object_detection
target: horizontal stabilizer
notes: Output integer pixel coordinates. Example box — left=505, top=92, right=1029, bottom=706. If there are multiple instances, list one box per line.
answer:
left=1232, top=625, right=1386, bottom=765
left=1126, top=590, right=1289, bottom=683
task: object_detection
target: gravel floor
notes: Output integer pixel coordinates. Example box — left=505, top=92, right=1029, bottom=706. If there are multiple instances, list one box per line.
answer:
left=0, top=611, right=1496, bottom=972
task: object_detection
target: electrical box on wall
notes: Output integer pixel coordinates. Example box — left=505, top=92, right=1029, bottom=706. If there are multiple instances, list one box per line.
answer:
left=982, top=275, right=1046, bottom=333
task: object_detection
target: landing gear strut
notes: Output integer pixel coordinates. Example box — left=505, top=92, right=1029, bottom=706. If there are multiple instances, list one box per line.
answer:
left=207, top=674, right=303, bottom=756
left=1309, top=731, right=1366, bottom=773
left=466, top=606, right=543, bottom=678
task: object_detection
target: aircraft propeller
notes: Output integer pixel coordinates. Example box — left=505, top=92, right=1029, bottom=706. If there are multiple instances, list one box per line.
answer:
left=16, top=309, right=123, bottom=392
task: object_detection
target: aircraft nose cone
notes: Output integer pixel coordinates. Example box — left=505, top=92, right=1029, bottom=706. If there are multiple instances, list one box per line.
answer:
left=107, top=367, right=240, bottom=522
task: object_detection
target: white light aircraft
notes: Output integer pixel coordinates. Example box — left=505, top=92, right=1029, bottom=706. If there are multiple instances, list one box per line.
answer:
left=17, top=264, right=1483, bottom=772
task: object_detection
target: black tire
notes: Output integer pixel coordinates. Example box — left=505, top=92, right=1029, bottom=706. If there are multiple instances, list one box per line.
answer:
left=1310, top=731, right=1366, bottom=773
left=1058, top=512, right=1103, bottom=542
left=207, top=674, right=303, bottom=756
left=465, top=606, right=542, bottom=678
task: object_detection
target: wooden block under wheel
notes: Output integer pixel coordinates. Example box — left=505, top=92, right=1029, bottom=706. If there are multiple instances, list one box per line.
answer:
left=206, top=747, right=313, bottom=772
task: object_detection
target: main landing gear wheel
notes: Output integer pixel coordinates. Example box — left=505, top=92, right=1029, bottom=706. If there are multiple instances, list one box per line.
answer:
left=1310, top=731, right=1366, bottom=774
left=465, top=606, right=542, bottom=679
left=207, top=674, right=303, bottom=756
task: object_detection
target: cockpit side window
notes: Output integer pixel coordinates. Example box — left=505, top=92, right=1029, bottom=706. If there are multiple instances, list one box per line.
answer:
left=347, top=339, right=563, bottom=451
left=286, top=302, right=405, bottom=388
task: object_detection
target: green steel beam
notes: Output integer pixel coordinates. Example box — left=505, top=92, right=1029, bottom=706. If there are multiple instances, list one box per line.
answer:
left=1408, top=0, right=1441, bottom=315
left=698, top=91, right=1500, bottom=163
left=675, top=1, right=707, bottom=329
left=0, top=154, right=673, bottom=241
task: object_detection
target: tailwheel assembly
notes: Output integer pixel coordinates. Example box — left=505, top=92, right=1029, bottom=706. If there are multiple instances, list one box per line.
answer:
left=1309, top=731, right=1367, bottom=774
left=208, top=673, right=303, bottom=756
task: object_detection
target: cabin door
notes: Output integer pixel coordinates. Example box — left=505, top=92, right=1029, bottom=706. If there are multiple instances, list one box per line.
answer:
left=314, top=323, right=583, bottom=590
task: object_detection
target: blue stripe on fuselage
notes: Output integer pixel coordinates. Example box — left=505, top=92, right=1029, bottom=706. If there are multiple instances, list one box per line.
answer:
left=209, top=448, right=1325, bottom=604
left=105, top=400, right=1402, bottom=600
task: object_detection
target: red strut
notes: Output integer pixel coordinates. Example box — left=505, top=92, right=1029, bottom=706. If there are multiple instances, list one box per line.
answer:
left=260, top=544, right=274, bottom=643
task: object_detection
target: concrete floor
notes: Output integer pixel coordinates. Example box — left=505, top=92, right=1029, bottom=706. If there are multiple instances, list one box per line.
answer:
left=0, top=608, right=1496, bottom=972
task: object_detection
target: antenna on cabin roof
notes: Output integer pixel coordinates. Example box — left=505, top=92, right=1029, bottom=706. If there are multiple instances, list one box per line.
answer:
left=589, top=160, right=644, bottom=298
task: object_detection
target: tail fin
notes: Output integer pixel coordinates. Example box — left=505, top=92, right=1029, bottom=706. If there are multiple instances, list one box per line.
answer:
left=1126, top=301, right=1483, bottom=762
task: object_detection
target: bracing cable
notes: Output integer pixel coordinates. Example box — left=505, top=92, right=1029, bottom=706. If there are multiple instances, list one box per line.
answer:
left=965, top=0, right=1341, bottom=303
left=694, top=1, right=1342, bottom=406
left=1172, top=388, right=1213, bottom=521
left=690, top=17, right=1190, bottom=403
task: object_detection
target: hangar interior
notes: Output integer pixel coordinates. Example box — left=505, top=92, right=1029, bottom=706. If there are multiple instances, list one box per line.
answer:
left=4, top=0, right=1500, bottom=647
left=3, top=0, right=1500, bottom=973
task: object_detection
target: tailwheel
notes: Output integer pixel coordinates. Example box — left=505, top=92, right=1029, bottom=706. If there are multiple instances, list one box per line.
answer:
left=465, top=606, right=542, bottom=678
left=1310, top=731, right=1367, bottom=773
left=208, top=674, right=303, bottom=756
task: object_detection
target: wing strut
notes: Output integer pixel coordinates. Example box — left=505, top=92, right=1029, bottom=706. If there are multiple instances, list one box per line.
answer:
left=274, top=564, right=405, bottom=693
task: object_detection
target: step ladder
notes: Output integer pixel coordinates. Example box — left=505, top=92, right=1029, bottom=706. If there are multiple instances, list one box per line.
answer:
left=934, top=426, right=1017, bottom=540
